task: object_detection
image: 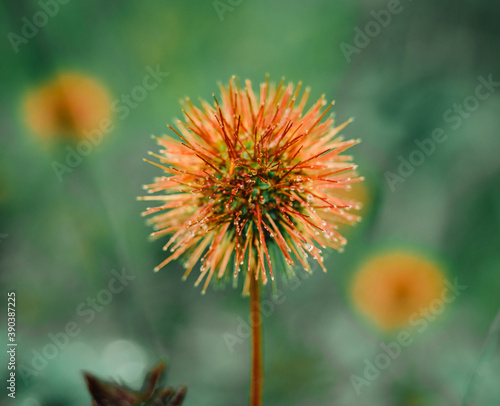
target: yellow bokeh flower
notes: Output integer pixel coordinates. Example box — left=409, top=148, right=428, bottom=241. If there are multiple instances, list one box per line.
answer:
left=350, top=251, right=446, bottom=330
left=23, top=72, right=112, bottom=142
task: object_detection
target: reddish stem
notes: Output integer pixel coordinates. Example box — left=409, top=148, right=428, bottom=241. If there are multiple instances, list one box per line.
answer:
left=250, top=275, right=263, bottom=406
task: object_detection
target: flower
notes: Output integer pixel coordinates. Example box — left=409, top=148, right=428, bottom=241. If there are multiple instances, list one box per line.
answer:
left=84, top=361, right=187, bottom=406
left=139, top=77, right=363, bottom=295
left=350, top=250, right=446, bottom=330
left=23, top=72, right=112, bottom=142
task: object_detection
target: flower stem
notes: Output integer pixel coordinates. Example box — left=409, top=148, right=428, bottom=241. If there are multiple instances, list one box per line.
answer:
left=250, top=275, right=263, bottom=406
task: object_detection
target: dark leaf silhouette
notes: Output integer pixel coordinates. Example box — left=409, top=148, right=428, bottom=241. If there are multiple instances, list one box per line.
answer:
left=84, top=361, right=187, bottom=405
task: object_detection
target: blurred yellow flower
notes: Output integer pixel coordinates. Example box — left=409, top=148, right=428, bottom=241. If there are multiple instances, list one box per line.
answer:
left=350, top=251, right=446, bottom=330
left=23, top=72, right=112, bottom=142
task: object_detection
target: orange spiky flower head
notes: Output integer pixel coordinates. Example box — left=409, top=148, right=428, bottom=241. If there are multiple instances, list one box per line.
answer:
left=139, top=77, right=363, bottom=295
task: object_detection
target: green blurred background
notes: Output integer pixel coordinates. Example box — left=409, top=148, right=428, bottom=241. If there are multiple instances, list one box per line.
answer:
left=1, top=0, right=500, bottom=405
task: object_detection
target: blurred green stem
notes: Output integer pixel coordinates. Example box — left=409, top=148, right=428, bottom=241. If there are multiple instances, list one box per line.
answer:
left=460, top=307, right=500, bottom=405
left=250, top=275, right=263, bottom=406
